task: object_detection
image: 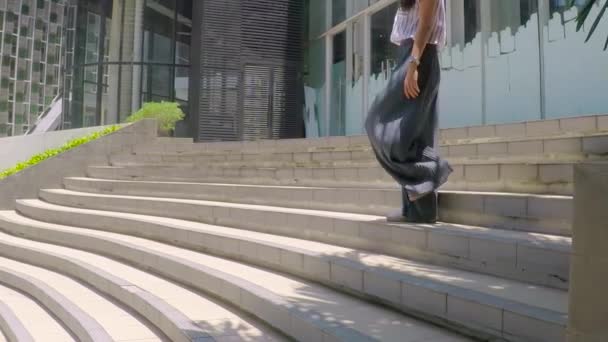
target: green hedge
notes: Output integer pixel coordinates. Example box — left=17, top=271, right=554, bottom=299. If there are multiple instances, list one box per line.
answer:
left=126, top=102, right=184, bottom=136
left=0, top=125, right=121, bottom=180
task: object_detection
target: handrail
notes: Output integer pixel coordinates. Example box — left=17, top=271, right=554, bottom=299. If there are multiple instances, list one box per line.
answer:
left=25, top=91, right=63, bottom=135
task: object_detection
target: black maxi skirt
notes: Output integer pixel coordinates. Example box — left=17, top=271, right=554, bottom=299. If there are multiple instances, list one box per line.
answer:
left=365, top=39, right=452, bottom=222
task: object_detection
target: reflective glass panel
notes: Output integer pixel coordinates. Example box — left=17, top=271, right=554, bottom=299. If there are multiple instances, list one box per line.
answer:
left=345, top=18, right=364, bottom=135
left=332, top=0, right=346, bottom=26
left=330, top=30, right=346, bottom=136
left=439, top=0, right=483, bottom=127
left=484, top=0, right=542, bottom=124
left=542, top=0, right=608, bottom=118
left=368, top=3, right=399, bottom=113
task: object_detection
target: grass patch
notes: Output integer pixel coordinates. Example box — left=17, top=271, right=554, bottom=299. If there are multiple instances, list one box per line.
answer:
left=0, top=125, right=121, bottom=180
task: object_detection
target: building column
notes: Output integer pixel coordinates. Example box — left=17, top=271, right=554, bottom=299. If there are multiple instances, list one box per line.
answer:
left=324, top=34, right=332, bottom=137
left=131, top=0, right=145, bottom=114
left=568, top=162, right=608, bottom=342
left=362, top=13, right=370, bottom=127
left=107, top=0, right=141, bottom=124
left=479, top=0, right=491, bottom=125
left=106, top=0, right=123, bottom=124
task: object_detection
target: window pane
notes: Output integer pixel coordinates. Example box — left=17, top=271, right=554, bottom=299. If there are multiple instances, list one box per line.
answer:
left=144, top=0, right=174, bottom=63
left=175, top=66, right=189, bottom=103
left=332, top=0, right=346, bottom=26
left=176, top=0, right=191, bottom=65
left=307, top=0, right=329, bottom=37
left=84, top=65, right=97, bottom=82
left=150, top=65, right=171, bottom=97
left=303, top=37, right=326, bottom=137
left=83, top=82, right=98, bottom=126
left=85, top=12, right=101, bottom=63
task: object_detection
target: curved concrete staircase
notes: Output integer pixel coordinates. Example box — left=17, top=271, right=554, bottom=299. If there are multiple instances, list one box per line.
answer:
left=0, top=115, right=607, bottom=341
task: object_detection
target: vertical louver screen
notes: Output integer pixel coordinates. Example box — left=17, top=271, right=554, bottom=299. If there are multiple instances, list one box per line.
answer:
left=198, top=69, right=241, bottom=141
left=272, top=63, right=302, bottom=139
left=242, top=65, right=271, bottom=141
left=191, top=0, right=304, bottom=142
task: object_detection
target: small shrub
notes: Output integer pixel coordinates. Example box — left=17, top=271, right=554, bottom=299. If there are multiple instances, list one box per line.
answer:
left=0, top=125, right=120, bottom=180
left=126, top=102, right=185, bottom=136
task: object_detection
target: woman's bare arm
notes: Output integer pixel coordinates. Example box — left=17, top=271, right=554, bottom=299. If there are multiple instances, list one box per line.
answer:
left=412, top=0, right=439, bottom=61
left=404, top=0, right=439, bottom=99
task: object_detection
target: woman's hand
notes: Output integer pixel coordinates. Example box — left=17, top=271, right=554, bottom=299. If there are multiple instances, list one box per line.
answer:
left=404, top=64, right=420, bottom=99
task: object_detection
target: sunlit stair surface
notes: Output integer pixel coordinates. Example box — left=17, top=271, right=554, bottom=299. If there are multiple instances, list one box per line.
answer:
left=2, top=115, right=607, bottom=342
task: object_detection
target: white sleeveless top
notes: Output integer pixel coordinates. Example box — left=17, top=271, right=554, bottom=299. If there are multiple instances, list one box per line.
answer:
left=390, top=0, right=447, bottom=47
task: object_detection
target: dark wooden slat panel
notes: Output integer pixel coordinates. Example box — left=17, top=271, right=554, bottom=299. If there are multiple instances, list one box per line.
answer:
left=191, top=0, right=304, bottom=142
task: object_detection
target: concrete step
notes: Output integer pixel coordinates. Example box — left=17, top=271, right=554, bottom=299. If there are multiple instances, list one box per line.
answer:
left=125, top=131, right=608, bottom=166
left=0, top=215, right=287, bottom=342
left=2, top=208, right=472, bottom=342
left=155, top=137, right=194, bottom=144
left=64, top=177, right=573, bottom=236
left=134, top=114, right=608, bottom=155
left=448, top=161, right=574, bottom=195
left=441, top=114, right=607, bottom=143
left=0, top=294, right=36, bottom=342
left=10, top=199, right=568, bottom=341
left=109, top=151, right=600, bottom=170
left=34, top=190, right=571, bottom=290
left=106, top=154, right=589, bottom=196
left=0, top=259, right=121, bottom=342
left=0, top=284, right=72, bottom=342
left=87, top=161, right=577, bottom=195
left=0, top=234, right=200, bottom=342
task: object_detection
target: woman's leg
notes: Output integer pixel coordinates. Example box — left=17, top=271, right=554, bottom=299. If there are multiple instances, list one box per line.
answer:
left=389, top=98, right=439, bottom=223
left=405, top=189, right=438, bottom=221
left=366, top=42, right=447, bottom=223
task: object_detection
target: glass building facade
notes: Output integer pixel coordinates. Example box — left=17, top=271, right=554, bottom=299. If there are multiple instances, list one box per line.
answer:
left=5, top=0, right=600, bottom=140
left=0, top=0, right=65, bottom=137
left=62, top=0, right=191, bottom=130
left=61, top=0, right=303, bottom=141
left=303, top=0, right=608, bottom=138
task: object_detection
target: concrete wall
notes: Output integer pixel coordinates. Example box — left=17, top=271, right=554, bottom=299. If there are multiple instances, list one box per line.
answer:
left=568, top=162, right=608, bottom=342
left=0, top=119, right=157, bottom=209
left=0, top=125, right=122, bottom=171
